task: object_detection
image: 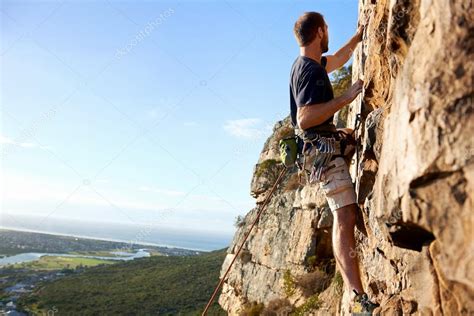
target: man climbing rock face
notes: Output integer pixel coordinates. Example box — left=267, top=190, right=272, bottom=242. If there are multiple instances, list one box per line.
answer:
left=289, top=12, right=379, bottom=314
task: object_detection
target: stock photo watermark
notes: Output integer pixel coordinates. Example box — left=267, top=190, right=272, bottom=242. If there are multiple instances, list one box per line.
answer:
left=117, top=210, right=175, bottom=251
left=1, top=105, right=59, bottom=158
left=115, top=8, right=175, bottom=59
left=46, top=306, right=59, bottom=316
left=465, top=145, right=474, bottom=161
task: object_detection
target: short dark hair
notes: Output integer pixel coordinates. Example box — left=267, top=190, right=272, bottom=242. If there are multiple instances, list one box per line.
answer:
left=293, top=12, right=325, bottom=47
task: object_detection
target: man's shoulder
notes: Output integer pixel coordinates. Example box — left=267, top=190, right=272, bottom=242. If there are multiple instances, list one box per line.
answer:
left=293, top=56, right=326, bottom=76
left=297, top=56, right=325, bottom=68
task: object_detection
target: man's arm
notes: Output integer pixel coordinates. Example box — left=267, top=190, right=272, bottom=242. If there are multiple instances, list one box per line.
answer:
left=325, top=25, right=364, bottom=73
left=297, top=79, right=363, bottom=130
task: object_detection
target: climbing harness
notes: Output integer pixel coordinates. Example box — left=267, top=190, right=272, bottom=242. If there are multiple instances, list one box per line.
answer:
left=303, top=134, right=338, bottom=183
left=202, top=166, right=288, bottom=315
left=295, top=127, right=357, bottom=185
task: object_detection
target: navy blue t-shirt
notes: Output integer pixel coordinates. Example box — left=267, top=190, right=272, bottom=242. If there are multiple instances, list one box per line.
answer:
left=289, top=56, right=335, bottom=134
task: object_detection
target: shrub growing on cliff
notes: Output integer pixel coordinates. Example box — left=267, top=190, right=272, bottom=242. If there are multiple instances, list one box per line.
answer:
left=272, top=121, right=295, bottom=145
left=295, top=269, right=331, bottom=297
left=261, top=298, right=294, bottom=315
left=305, top=255, right=317, bottom=269
left=240, top=302, right=264, bottom=316
left=234, top=215, right=245, bottom=228
left=291, top=294, right=321, bottom=316
left=239, top=249, right=252, bottom=264
left=283, top=269, right=296, bottom=297
left=255, top=159, right=279, bottom=178
left=284, top=173, right=301, bottom=191
left=332, top=271, right=344, bottom=295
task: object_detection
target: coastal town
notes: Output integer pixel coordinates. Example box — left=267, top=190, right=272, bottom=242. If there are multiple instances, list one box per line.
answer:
left=1, top=267, right=67, bottom=315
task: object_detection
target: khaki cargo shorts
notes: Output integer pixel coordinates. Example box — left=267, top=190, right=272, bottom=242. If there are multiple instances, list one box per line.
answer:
left=303, top=150, right=356, bottom=211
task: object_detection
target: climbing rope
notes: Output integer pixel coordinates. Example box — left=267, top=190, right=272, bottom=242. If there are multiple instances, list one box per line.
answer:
left=354, top=26, right=366, bottom=198
left=353, top=107, right=364, bottom=202
left=353, top=113, right=362, bottom=185
left=202, top=166, right=288, bottom=315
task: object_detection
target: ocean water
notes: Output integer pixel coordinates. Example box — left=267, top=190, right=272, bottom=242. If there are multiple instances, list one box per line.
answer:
left=0, top=214, right=234, bottom=252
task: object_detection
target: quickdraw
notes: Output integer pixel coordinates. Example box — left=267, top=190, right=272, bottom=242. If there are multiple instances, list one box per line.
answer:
left=302, top=135, right=338, bottom=183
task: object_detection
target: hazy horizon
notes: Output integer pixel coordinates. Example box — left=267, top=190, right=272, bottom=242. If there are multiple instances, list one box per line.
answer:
left=1, top=212, right=232, bottom=251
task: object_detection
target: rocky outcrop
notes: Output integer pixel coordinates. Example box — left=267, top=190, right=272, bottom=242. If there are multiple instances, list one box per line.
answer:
left=218, top=0, right=473, bottom=314
left=218, top=117, right=340, bottom=315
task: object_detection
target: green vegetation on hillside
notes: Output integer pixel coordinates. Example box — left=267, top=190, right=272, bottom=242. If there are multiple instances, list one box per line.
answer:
left=20, top=248, right=228, bottom=315
left=13, top=256, right=115, bottom=270
left=331, top=65, right=352, bottom=98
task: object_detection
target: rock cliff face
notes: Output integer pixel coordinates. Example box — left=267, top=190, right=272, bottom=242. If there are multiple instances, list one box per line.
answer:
left=218, top=0, right=473, bottom=315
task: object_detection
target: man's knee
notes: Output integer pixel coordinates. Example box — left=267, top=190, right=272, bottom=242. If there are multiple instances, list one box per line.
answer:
left=333, top=203, right=357, bottom=229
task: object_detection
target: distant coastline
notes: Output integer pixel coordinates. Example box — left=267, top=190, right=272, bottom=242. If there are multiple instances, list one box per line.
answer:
left=0, top=226, right=215, bottom=253
left=0, top=213, right=233, bottom=251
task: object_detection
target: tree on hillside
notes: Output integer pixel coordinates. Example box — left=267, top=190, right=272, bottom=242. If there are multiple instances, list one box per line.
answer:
left=331, top=65, right=352, bottom=127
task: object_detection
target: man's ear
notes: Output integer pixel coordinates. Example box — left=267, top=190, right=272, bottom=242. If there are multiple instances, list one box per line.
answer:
left=317, top=26, right=324, bottom=39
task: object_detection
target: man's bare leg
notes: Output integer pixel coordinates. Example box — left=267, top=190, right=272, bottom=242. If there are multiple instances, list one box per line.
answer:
left=332, top=203, right=364, bottom=295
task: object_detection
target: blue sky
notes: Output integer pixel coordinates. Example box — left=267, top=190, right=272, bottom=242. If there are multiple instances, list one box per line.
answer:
left=1, top=0, right=358, bottom=242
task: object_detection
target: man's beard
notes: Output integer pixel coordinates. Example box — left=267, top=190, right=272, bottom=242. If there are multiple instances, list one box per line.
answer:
left=321, top=35, right=329, bottom=53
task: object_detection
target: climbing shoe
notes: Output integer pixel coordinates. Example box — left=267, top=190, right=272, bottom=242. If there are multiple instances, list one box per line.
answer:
left=352, top=290, right=379, bottom=315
